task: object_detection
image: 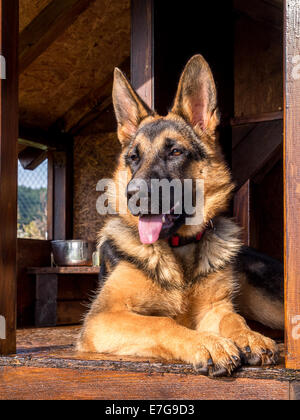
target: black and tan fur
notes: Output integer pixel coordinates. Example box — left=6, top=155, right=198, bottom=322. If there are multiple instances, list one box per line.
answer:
left=77, top=55, right=283, bottom=377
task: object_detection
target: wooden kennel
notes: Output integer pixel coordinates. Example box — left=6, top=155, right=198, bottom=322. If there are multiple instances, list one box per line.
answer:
left=0, top=0, right=300, bottom=400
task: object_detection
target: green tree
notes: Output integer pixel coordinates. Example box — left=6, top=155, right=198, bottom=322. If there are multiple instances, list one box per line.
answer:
left=18, top=186, right=47, bottom=239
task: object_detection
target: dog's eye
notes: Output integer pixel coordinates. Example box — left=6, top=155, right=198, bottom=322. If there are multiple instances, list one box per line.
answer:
left=130, top=153, right=139, bottom=162
left=170, top=149, right=182, bottom=157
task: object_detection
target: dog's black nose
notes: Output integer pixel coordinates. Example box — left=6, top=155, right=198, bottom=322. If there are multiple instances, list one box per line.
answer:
left=127, top=179, right=148, bottom=199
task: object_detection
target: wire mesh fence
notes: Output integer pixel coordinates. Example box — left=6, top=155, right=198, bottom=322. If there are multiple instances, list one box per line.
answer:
left=17, top=158, right=48, bottom=240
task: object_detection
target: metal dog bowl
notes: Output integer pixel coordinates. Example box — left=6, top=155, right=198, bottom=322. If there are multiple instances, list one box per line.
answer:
left=51, top=240, right=96, bottom=266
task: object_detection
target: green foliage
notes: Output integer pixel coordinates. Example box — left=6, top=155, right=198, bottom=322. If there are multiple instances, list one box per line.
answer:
left=18, top=186, right=47, bottom=239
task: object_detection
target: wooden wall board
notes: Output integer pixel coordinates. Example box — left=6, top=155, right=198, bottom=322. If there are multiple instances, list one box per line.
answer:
left=234, top=0, right=283, bottom=31
left=153, top=1, right=234, bottom=123
left=71, top=103, right=118, bottom=137
left=253, top=159, right=284, bottom=262
left=131, top=0, right=154, bottom=108
left=232, top=2, right=284, bottom=276
left=234, top=14, right=283, bottom=117
left=56, top=300, right=88, bottom=325
left=34, top=273, right=97, bottom=326
left=56, top=275, right=97, bottom=301
left=231, top=111, right=283, bottom=127
left=73, top=132, right=121, bottom=241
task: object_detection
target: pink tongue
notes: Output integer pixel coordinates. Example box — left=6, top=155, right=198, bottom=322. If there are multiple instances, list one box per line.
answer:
left=138, top=215, right=164, bottom=244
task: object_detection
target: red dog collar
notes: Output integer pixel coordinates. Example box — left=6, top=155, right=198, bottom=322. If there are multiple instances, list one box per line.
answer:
left=168, top=220, right=214, bottom=248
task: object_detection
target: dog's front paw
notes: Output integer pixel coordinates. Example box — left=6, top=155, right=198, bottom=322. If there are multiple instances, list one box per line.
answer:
left=230, top=330, right=278, bottom=366
left=189, top=333, right=241, bottom=378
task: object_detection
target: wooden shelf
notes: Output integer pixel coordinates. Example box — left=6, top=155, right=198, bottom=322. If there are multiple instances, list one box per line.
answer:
left=27, top=266, right=99, bottom=275
left=27, top=267, right=99, bottom=327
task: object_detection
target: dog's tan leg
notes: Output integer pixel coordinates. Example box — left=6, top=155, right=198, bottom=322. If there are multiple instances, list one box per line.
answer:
left=77, top=262, right=241, bottom=376
left=77, top=309, right=241, bottom=376
left=196, top=301, right=278, bottom=366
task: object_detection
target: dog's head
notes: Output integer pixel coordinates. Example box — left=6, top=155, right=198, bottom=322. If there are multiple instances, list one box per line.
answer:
left=111, top=55, right=234, bottom=244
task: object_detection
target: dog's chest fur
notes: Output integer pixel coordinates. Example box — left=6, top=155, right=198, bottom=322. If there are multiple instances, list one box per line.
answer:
left=100, top=216, right=241, bottom=283
left=97, top=216, right=241, bottom=320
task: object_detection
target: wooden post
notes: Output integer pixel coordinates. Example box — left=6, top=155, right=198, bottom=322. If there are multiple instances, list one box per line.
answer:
left=131, top=0, right=154, bottom=108
left=52, top=139, right=73, bottom=240
left=0, top=0, right=18, bottom=355
left=284, top=0, right=300, bottom=370
left=47, top=152, right=54, bottom=241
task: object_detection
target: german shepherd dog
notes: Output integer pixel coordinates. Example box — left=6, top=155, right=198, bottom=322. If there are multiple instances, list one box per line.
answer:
left=77, top=55, right=284, bottom=377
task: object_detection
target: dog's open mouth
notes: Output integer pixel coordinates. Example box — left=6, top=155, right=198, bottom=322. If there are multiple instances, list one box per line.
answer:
left=138, top=209, right=182, bottom=244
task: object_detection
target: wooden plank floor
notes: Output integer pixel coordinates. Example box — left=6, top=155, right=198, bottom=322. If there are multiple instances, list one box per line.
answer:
left=0, top=326, right=299, bottom=400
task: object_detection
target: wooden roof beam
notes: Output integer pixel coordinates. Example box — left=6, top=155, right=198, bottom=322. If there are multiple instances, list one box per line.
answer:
left=19, top=125, right=69, bottom=150
left=19, top=0, right=94, bottom=74
left=55, top=57, right=130, bottom=135
left=18, top=147, right=47, bottom=171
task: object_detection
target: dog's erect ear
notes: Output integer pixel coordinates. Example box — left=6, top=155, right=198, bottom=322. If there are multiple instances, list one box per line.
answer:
left=172, top=55, right=218, bottom=132
left=113, top=68, right=153, bottom=147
